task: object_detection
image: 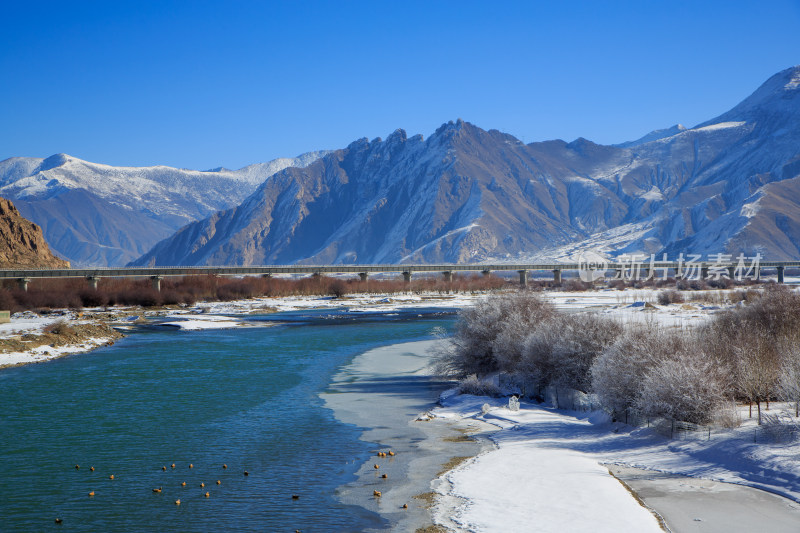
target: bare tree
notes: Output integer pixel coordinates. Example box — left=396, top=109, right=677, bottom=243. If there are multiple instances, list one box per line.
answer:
left=734, top=331, right=781, bottom=425
left=778, top=342, right=800, bottom=417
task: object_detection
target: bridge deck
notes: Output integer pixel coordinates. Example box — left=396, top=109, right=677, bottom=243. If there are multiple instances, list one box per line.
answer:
left=0, top=261, right=797, bottom=279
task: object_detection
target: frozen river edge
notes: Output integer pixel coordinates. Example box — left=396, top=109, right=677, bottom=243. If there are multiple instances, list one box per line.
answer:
left=324, top=338, right=800, bottom=532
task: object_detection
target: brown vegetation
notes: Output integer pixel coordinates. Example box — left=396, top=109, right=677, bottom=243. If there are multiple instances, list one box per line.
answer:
left=0, top=273, right=507, bottom=313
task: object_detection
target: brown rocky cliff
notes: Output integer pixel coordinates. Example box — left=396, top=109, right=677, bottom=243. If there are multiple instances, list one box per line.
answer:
left=0, top=197, right=70, bottom=268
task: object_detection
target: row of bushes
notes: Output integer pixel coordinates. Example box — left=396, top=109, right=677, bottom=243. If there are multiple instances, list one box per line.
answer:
left=436, top=285, right=800, bottom=425
left=0, top=274, right=508, bottom=313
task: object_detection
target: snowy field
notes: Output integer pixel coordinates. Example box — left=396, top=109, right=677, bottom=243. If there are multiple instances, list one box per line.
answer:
left=432, top=393, right=800, bottom=532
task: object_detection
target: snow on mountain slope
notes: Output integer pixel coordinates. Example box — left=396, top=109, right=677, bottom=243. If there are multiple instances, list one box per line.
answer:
left=614, top=124, right=688, bottom=148
left=0, top=151, right=329, bottom=266
left=132, top=66, right=800, bottom=266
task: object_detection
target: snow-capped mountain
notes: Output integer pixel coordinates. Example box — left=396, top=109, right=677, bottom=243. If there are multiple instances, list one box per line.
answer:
left=131, top=65, right=800, bottom=267
left=0, top=151, right=328, bottom=266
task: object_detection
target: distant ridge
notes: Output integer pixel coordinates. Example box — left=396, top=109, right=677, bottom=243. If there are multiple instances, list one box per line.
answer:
left=613, top=124, right=687, bottom=148
left=0, top=151, right=329, bottom=266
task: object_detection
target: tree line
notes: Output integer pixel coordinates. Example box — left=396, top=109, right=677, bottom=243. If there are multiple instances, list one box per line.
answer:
left=436, top=285, right=800, bottom=425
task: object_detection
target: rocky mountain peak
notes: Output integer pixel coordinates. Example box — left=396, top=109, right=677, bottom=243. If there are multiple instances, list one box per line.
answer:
left=699, top=65, right=800, bottom=127
left=0, top=197, right=69, bottom=268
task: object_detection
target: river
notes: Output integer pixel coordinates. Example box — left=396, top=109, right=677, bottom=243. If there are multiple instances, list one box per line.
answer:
left=0, top=307, right=456, bottom=532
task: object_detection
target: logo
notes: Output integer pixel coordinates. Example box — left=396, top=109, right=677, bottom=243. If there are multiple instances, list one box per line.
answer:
left=577, top=252, right=609, bottom=282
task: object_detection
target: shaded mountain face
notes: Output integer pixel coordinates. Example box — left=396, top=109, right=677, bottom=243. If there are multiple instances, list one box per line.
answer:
left=132, top=65, right=800, bottom=266
left=0, top=197, right=69, bottom=268
left=0, top=151, right=329, bottom=266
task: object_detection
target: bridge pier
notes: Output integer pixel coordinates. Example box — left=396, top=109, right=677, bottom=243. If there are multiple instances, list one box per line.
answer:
left=17, top=278, right=30, bottom=291
left=700, top=266, right=709, bottom=280
left=359, top=272, right=368, bottom=282
left=87, top=276, right=99, bottom=290
left=552, top=269, right=562, bottom=284
left=443, top=271, right=453, bottom=283
left=778, top=266, right=785, bottom=284
left=518, top=270, right=528, bottom=288
left=402, top=271, right=412, bottom=283
left=728, top=266, right=736, bottom=280
left=150, top=276, right=162, bottom=292
left=261, top=273, right=272, bottom=279
left=481, top=269, right=491, bottom=277
left=754, top=267, right=761, bottom=281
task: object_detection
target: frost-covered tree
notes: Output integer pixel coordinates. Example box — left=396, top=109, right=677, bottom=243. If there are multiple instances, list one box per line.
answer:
left=550, top=314, right=622, bottom=392
left=591, top=327, right=659, bottom=415
left=634, top=349, right=728, bottom=425
left=519, top=314, right=621, bottom=394
left=778, top=343, right=800, bottom=417
left=435, top=291, right=555, bottom=378
left=591, top=327, right=704, bottom=416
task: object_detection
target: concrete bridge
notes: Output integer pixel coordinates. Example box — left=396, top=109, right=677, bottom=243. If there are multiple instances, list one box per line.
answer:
left=1, top=260, right=798, bottom=291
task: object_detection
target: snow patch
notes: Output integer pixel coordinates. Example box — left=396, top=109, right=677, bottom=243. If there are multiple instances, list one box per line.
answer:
left=692, top=121, right=746, bottom=133
left=640, top=186, right=664, bottom=201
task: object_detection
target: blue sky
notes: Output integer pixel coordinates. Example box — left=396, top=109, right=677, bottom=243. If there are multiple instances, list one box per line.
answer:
left=2, top=0, right=799, bottom=170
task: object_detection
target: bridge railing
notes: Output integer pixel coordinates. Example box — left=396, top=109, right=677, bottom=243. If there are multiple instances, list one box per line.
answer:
left=0, top=261, right=796, bottom=291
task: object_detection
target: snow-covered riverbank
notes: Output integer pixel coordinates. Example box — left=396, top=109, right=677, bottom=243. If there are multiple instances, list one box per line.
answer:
left=0, top=291, right=488, bottom=369
left=431, top=393, right=800, bottom=531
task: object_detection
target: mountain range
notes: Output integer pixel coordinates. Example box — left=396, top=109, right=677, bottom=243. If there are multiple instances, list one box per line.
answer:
left=0, top=151, right=328, bottom=266
left=131, top=65, right=800, bottom=266
left=2, top=66, right=799, bottom=268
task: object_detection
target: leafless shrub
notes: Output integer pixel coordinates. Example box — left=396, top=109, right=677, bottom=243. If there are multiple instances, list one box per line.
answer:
left=44, top=319, right=76, bottom=335
left=657, top=289, right=684, bottom=305
left=328, top=279, right=348, bottom=298
left=712, top=402, right=742, bottom=429
left=518, top=313, right=622, bottom=393
left=562, top=279, right=591, bottom=291
left=779, top=342, right=800, bottom=417
left=760, top=412, right=799, bottom=442
left=457, top=375, right=502, bottom=397
left=591, top=327, right=691, bottom=415
left=634, top=349, right=729, bottom=425
left=607, top=279, right=627, bottom=290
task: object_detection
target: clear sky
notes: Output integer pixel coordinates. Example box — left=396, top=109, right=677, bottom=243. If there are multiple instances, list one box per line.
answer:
left=1, top=0, right=799, bottom=170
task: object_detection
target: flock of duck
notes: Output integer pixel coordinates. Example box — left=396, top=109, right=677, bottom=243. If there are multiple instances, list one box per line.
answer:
left=371, top=449, right=407, bottom=508
left=55, top=461, right=252, bottom=525
left=55, top=449, right=406, bottom=525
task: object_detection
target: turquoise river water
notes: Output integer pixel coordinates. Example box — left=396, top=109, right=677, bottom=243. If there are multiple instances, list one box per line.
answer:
left=0, top=308, right=455, bottom=532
